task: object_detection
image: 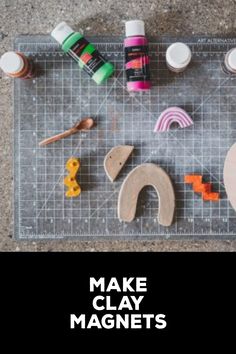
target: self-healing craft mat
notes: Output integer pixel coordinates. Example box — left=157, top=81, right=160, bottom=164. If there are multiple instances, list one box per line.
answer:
left=14, top=36, right=236, bottom=240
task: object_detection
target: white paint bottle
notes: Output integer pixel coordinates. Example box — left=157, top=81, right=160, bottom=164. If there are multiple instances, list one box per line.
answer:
left=166, top=42, right=192, bottom=73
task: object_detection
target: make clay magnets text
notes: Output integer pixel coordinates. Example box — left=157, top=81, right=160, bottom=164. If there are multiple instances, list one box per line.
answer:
left=70, top=277, right=167, bottom=330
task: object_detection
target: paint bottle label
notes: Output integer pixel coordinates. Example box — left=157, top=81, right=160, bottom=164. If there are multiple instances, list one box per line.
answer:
left=125, top=45, right=150, bottom=83
left=68, top=38, right=107, bottom=77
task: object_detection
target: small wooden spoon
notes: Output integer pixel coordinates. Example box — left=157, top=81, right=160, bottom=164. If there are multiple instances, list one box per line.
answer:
left=39, top=118, right=95, bottom=146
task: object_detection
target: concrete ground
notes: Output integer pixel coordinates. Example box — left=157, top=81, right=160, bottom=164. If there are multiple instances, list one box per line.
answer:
left=1, top=0, right=236, bottom=251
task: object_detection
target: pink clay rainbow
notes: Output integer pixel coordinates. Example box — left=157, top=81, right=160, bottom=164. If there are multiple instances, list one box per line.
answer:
left=154, top=107, right=194, bottom=132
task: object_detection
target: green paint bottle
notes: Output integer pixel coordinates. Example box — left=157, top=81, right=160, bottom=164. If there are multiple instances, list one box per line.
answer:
left=51, top=22, right=114, bottom=84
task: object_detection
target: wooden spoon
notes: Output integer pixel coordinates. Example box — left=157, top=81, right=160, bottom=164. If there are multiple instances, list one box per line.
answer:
left=39, top=118, right=95, bottom=146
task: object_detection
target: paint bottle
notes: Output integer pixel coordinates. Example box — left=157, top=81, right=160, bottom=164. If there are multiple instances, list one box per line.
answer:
left=222, top=48, right=236, bottom=75
left=51, top=22, right=114, bottom=84
left=124, top=20, right=151, bottom=91
left=0, top=51, right=35, bottom=79
left=166, top=42, right=192, bottom=73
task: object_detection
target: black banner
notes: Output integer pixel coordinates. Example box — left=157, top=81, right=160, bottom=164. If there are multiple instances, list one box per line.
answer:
left=0, top=252, right=234, bottom=349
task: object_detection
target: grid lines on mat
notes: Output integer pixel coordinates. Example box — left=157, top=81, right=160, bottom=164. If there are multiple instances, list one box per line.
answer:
left=14, top=36, right=236, bottom=239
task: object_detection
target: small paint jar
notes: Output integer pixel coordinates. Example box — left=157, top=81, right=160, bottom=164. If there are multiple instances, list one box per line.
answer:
left=222, top=48, right=236, bottom=75
left=0, top=51, right=35, bottom=79
left=166, top=42, right=192, bottom=73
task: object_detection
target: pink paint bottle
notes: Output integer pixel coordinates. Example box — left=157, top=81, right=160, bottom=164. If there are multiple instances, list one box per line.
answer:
left=124, top=20, right=151, bottom=91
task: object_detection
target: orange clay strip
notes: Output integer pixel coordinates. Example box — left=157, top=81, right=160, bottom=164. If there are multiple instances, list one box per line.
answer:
left=193, top=183, right=211, bottom=193
left=184, top=175, right=202, bottom=184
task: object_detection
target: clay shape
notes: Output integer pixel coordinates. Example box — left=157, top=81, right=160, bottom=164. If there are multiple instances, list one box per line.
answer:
left=104, top=145, right=134, bottom=182
left=154, top=106, right=193, bottom=132
left=224, top=142, right=236, bottom=211
left=64, top=157, right=81, bottom=197
left=184, top=175, right=220, bottom=201
left=118, top=163, right=175, bottom=226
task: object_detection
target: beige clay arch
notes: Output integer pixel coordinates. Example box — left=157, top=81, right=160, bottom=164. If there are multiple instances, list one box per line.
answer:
left=118, top=163, right=175, bottom=226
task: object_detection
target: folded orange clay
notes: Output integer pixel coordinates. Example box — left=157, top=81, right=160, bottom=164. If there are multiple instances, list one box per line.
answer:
left=184, top=174, right=220, bottom=202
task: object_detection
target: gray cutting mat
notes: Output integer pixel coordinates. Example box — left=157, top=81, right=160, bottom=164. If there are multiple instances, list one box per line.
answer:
left=14, top=35, right=236, bottom=240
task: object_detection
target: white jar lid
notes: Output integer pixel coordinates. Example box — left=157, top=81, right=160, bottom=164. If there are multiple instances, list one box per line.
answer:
left=125, top=20, right=145, bottom=37
left=166, top=42, right=192, bottom=69
left=227, top=48, right=236, bottom=71
left=51, top=21, right=74, bottom=45
left=0, top=51, right=24, bottom=74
